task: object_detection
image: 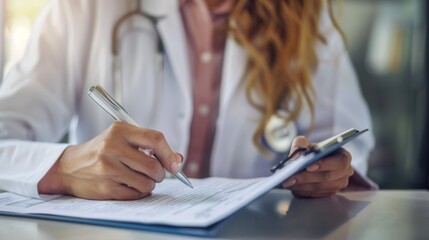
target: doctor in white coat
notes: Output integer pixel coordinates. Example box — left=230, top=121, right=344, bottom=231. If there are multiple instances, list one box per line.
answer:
left=0, top=0, right=375, bottom=200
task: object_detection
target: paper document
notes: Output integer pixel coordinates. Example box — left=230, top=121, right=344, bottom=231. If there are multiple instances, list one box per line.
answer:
left=0, top=153, right=314, bottom=227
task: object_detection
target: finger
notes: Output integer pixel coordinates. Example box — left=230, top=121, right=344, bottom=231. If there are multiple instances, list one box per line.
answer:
left=287, top=177, right=350, bottom=193
left=112, top=162, right=157, bottom=195
left=289, top=136, right=311, bottom=154
left=110, top=123, right=181, bottom=174
left=283, top=167, right=354, bottom=186
left=119, top=149, right=165, bottom=183
left=306, top=148, right=352, bottom=172
left=135, top=130, right=180, bottom=174
left=89, top=179, right=150, bottom=200
left=111, top=184, right=151, bottom=200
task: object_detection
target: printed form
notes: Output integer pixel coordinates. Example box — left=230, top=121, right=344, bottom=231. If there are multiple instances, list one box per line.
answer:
left=0, top=153, right=314, bottom=227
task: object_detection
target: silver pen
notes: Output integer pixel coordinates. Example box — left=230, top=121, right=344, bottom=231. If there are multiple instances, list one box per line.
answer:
left=88, top=85, right=193, bottom=188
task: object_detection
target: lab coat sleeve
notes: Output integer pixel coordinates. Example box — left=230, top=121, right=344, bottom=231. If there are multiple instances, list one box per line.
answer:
left=0, top=0, right=84, bottom=198
left=300, top=9, right=375, bottom=178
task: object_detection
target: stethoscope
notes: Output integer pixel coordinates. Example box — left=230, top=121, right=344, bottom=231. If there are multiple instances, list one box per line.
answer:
left=261, top=110, right=297, bottom=154
left=111, top=0, right=297, bottom=155
left=111, top=0, right=175, bottom=125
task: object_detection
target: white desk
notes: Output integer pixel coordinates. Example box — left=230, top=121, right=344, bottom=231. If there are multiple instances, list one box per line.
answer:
left=1, top=190, right=428, bottom=239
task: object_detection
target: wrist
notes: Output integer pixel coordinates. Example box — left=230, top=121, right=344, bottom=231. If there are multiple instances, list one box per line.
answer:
left=37, top=147, right=71, bottom=195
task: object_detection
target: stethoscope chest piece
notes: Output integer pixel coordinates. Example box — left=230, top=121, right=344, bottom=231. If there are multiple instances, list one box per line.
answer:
left=263, top=110, right=297, bottom=153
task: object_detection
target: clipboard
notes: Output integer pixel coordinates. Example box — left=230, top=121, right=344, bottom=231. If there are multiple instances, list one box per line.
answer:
left=271, top=128, right=369, bottom=174
left=0, top=211, right=230, bottom=237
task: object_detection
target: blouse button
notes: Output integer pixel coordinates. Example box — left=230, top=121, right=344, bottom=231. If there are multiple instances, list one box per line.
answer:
left=200, top=51, right=212, bottom=63
left=188, top=162, right=199, bottom=173
left=198, top=104, right=210, bottom=116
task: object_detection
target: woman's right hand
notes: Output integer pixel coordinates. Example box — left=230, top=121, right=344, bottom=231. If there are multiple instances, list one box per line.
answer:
left=37, top=122, right=182, bottom=200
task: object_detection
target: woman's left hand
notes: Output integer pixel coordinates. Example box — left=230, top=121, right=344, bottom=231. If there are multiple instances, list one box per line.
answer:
left=281, top=136, right=354, bottom=198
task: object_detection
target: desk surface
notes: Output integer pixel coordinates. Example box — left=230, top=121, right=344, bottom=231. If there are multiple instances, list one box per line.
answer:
left=1, top=190, right=428, bottom=240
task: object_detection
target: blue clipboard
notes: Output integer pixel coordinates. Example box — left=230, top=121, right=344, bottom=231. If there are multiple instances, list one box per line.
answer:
left=0, top=210, right=230, bottom=237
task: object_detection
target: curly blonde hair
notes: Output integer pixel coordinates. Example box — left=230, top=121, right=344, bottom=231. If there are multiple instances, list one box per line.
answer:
left=228, top=0, right=343, bottom=154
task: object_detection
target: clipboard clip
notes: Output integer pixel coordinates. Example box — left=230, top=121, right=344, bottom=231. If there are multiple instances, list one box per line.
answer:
left=270, top=146, right=317, bottom=173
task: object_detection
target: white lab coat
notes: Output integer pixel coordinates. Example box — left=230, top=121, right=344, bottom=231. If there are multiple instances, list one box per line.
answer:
left=0, top=0, right=375, bottom=198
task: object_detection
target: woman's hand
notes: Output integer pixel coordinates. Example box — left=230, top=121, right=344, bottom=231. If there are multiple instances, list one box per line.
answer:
left=281, top=136, right=354, bottom=198
left=37, top=122, right=182, bottom=200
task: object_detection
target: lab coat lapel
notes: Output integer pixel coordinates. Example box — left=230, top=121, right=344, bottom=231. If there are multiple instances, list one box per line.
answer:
left=157, top=9, right=192, bottom=109
left=219, top=36, right=247, bottom=115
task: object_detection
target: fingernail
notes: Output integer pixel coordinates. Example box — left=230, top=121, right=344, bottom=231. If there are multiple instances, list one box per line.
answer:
left=288, top=147, right=298, bottom=157
left=176, top=153, right=184, bottom=163
left=283, top=179, right=296, bottom=188
left=307, top=164, right=319, bottom=172
left=170, top=162, right=180, bottom=174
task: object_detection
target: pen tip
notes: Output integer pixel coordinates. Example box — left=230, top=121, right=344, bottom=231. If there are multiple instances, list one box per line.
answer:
left=175, top=171, right=194, bottom=189
left=186, top=181, right=194, bottom=189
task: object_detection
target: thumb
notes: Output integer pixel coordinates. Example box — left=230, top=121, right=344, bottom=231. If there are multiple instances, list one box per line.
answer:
left=289, top=136, right=310, bottom=156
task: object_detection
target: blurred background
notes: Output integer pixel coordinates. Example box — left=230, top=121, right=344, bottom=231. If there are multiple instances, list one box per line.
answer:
left=0, top=0, right=427, bottom=189
left=337, top=0, right=428, bottom=189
